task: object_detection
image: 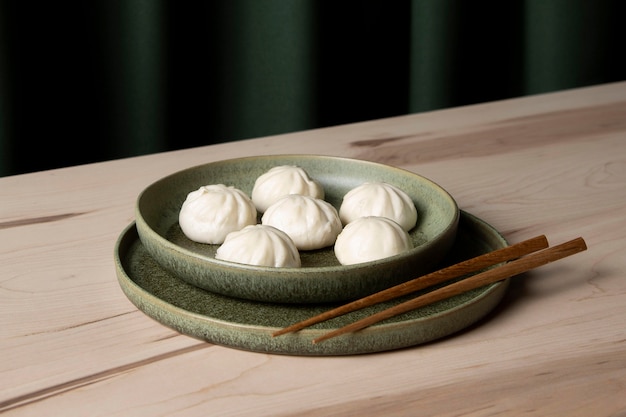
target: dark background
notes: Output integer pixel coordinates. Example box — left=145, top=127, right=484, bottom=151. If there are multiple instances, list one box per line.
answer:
left=1, top=0, right=624, bottom=177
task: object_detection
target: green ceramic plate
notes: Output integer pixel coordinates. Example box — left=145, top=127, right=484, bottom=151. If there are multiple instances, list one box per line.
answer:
left=135, top=155, right=459, bottom=304
left=115, top=211, right=509, bottom=356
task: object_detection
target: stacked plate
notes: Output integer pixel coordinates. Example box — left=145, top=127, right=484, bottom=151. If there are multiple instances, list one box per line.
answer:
left=114, top=155, right=509, bottom=355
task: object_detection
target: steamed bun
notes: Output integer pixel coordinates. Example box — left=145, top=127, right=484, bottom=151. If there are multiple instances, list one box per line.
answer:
left=334, top=216, right=412, bottom=265
left=215, top=225, right=301, bottom=267
left=251, top=165, right=324, bottom=212
left=261, top=194, right=342, bottom=250
left=178, top=184, right=257, bottom=244
left=339, top=182, right=417, bottom=231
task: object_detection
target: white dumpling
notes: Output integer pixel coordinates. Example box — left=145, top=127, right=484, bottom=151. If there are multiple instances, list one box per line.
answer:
left=178, top=184, right=257, bottom=244
left=251, top=165, right=324, bottom=212
left=261, top=195, right=342, bottom=250
left=339, top=182, right=418, bottom=231
left=215, top=225, right=301, bottom=268
left=334, top=216, right=412, bottom=265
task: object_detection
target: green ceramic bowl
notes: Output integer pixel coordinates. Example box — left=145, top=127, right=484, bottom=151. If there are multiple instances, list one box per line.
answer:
left=135, top=155, right=459, bottom=303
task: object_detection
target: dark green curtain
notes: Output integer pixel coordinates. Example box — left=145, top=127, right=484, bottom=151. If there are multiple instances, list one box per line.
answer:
left=1, top=0, right=624, bottom=177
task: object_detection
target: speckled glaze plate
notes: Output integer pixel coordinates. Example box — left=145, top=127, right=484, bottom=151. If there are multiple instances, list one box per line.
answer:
left=134, top=155, right=459, bottom=304
left=115, top=211, right=510, bottom=356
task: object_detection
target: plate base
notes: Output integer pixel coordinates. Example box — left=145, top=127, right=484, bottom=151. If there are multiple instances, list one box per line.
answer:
left=115, top=211, right=509, bottom=356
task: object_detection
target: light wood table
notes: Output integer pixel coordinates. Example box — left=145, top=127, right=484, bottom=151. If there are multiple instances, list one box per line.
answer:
left=2, top=82, right=625, bottom=416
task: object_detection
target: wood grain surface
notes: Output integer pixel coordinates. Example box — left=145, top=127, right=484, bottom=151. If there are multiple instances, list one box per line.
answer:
left=1, top=82, right=625, bottom=416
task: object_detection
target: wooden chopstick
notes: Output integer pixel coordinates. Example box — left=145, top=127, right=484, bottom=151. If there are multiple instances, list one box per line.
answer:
left=272, top=235, right=549, bottom=338
left=312, top=237, right=587, bottom=344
